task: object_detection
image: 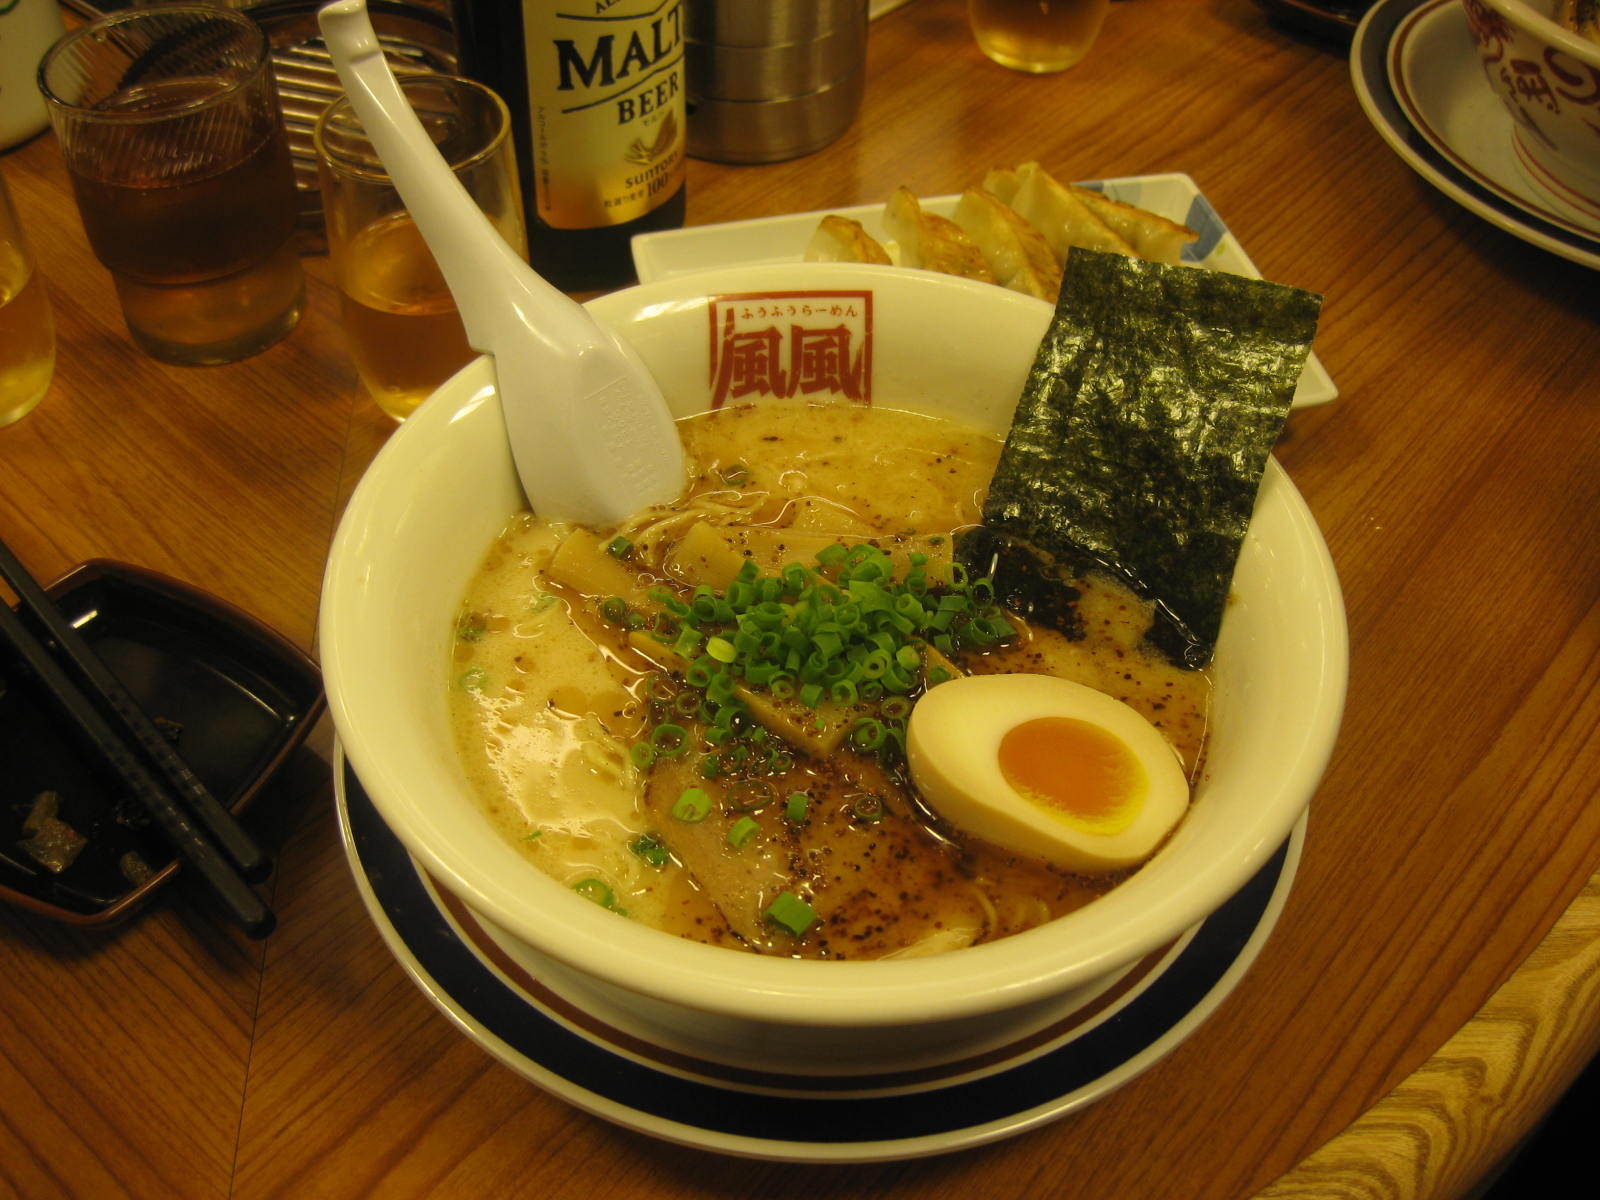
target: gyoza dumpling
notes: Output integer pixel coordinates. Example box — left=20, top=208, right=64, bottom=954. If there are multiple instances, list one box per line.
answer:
left=952, top=188, right=1062, bottom=300
left=882, top=187, right=995, bottom=283
left=804, top=215, right=892, bottom=265
left=1067, top=179, right=1198, bottom=265
left=989, top=164, right=1135, bottom=264
left=983, top=167, right=1024, bottom=206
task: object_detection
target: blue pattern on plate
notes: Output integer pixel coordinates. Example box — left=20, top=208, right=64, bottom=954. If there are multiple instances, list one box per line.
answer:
left=1182, top=193, right=1228, bottom=262
left=342, top=760, right=1292, bottom=1158
left=1077, top=178, right=1227, bottom=264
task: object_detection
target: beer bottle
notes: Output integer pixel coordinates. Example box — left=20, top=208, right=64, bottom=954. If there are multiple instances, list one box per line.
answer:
left=449, top=0, right=688, bottom=293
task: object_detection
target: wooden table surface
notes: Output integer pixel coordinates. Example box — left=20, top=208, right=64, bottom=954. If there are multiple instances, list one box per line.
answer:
left=4, top=1, right=1600, bottom=1196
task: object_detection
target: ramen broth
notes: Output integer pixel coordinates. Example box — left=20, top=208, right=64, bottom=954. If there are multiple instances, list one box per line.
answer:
left=449, top=403, right=1210, bottom=959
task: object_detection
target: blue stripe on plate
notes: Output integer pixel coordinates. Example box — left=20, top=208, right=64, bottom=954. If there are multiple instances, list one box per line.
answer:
left=345, top=761, right=1286, bottom=1147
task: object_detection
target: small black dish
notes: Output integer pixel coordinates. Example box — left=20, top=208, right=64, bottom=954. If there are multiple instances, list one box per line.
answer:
left=0, top=560, right=324, bottom=926
left=1256, top=0, right=1378, bottom=42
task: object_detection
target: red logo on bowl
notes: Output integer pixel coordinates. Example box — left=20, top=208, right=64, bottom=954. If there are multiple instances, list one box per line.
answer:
left=708, top=290, right=872, bottom=410
left=1463, top=0, right=1600, bottom=150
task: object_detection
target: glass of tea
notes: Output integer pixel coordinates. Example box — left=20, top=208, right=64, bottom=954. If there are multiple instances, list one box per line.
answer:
left=968, top=0, right=1111, bottom=74
left=37, top=4, right=304, bottom=366
left=0, top=169, right=55, bottom=427
left=314, top=75, right=527, bottom=422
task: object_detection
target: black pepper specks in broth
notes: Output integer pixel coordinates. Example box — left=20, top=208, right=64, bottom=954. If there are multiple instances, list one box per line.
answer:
left=447, top=403, right=1209, bottom=961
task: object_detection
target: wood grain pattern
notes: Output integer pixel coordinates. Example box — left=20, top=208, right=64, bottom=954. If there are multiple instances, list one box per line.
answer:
left=1258, top=872, right=1600, bottom=1199
left=2, top=2, right=1599, bottom=1197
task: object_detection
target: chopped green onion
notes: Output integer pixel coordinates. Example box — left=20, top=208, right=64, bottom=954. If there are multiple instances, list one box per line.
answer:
left=764, top=890, right=817, bottom=936
left=456, top=613, right=487, bottom=642
left=629, top=742, right=656, bottom=769
left=849, top=793, right=886, bottom=823
left=573, top=878, right=617, bottom=908
left=816, top=543, right=849, bottom=569
left=705, top=670, right=738, bottom=705
left=606, top=536, right=634, bottom=559
left=848, top=718, right=885, bottom=751
left=781, top=563, right=810, bottom=593
left=672, top=787, right=712, bottom=822
left=649, top=723, right=689, bottom=758
left=599, top=596, right=630, bottom=625
left=785, top=792, right=809, bottom=822
left=618, top=521, right=1014, bottom=787
left=629, top=834, right=670, bottom=868
left=726, top=815, right=760, bottom=848
left=456, top=667, right=487, bottom=692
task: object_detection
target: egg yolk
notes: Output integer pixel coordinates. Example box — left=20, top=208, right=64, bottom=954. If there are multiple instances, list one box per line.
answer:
left=997, top=716, right=1146, bottom=835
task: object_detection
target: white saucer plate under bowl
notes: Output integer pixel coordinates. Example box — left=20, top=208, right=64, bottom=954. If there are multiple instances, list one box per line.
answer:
left=337, top=748, right=1306, bottom=1162
left=1351, top=0, right=1600, bottom=268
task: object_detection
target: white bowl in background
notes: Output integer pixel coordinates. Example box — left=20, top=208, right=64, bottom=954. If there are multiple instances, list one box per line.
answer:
left=319, top=262, right=1347, bottom=1065
left=1465, top=0, right=1600, bottom=210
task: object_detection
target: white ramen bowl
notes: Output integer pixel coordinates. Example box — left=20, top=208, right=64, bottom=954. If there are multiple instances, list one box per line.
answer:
left=321, top=262, right=1347, bottom=1065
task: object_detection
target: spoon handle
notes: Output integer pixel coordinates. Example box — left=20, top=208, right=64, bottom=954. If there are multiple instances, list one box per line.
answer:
left=318, top=0, right=685, bottom=528
left=316, top=0, right=597, bottom=357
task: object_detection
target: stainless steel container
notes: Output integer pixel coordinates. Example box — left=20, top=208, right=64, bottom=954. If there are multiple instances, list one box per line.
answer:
left=686, top=0, right=869, bottom=164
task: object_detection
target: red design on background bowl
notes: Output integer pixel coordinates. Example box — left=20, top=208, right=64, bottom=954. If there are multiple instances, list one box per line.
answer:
left=1464, top=0, right=1600, bottom=214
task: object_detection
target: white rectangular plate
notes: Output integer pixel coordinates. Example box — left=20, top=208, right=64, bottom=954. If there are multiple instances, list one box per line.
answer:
left=632, top=172, right=1337, bottom=408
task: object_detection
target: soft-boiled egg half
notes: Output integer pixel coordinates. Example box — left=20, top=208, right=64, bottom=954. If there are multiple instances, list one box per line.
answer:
left=905, top=673, right=1191, bottom=873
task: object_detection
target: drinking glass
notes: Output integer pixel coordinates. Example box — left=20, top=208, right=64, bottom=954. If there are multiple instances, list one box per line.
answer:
left=968, top=0, right=1111, bottom=74
left=37, top=4, right=305, bottom=365
left=315, top=74, right=526, bottom=422
left=0, top=169, right=55, bottom=427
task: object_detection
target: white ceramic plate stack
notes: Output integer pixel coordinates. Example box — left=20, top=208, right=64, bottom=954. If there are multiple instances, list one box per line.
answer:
left=1351, top=0, right=1600, bottom=268
left=338, top=758, right=1305, bottom=1161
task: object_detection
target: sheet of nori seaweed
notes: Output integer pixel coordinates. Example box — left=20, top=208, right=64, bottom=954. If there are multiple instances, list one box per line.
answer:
left=962, top=249, right=1322, bottom=669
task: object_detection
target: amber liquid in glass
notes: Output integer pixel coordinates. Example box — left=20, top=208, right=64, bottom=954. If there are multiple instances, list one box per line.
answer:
left=66, top=80, right=304, bottom=364
left=336, top=211, right=473, bottom=421
left=0, top=243, right=55, bottom=427
left=968, top=0, right=1110, bottom=73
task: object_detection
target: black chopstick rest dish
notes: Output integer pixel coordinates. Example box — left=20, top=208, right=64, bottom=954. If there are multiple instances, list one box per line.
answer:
left=0, top=597, right=275, bottom=938
left=0, top=559, right=324, bottom=930
left=0, top=538, right=272, bottom=883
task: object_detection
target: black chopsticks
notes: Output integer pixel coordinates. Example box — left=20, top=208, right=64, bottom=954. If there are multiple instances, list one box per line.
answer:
left=0, top=539, right=275, bottom=938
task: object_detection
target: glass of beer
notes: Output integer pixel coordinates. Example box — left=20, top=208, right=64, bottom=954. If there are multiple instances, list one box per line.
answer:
left=968, top=0, right=1112, bottom=74
left=37, top=5, right=304, bottom=366
left=0, top=169, right=55, bottom=427
left=315, top=75, right=526, bottom=422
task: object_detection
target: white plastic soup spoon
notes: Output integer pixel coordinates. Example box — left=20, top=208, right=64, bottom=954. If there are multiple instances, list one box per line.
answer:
left=316, top=0, right=684, bottom=528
